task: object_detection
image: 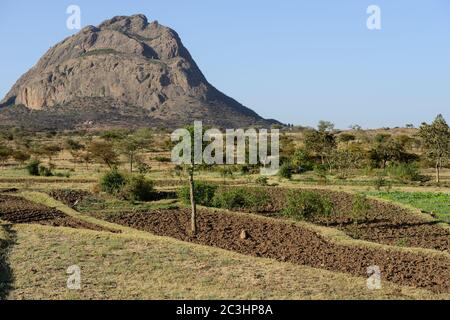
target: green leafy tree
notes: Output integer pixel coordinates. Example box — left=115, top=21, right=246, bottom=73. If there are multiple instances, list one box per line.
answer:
left=419, top=114, right=450, bottom=183
left=304, top=123, right=337, bottom=170
left=369, top=135, right=407, bottom=169
left=118, top=130, right=152, bottom=173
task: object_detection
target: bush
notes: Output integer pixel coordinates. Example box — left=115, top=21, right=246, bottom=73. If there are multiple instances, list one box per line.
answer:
left=314, top=164, right=328, bottom=183
left=99, top=168, right=126, bottom=195
left=26, top=159, right=40, bottom=176
left=122, top=175, right=155, bottom=201
left=54, top=171, right=71, bottom=178
left=278, top=163, right=293, bottom=179
left=178, top=181, right=218, bottom=207
left=220, top=167, right=234, bottom=179
left=351, top=194, right=371, bottom=223
left=281, top=190, right=334, bottom=220
left=38, top=165, right=53, bottom=177
left=387, top=162, right=429, bottom=183
left=212, top=187, right=269, bottom=212
left=240, top=165, right=250, bottom=175
left=137, top=162, right=151, bottom=174
left=373, top=174, right=391, bottom=191
left=255, top=176, right=268, bottom=186
left=291, top=149, right=314, bottom=173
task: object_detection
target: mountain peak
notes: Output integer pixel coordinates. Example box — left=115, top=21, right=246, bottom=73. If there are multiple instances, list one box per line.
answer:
left=99, top=14, right=149, bottom=32
left=0, top=15, right=276, bottom=130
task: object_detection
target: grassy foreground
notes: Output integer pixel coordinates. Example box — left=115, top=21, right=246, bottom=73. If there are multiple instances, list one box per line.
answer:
left=1, top=220, right=448, bottom=300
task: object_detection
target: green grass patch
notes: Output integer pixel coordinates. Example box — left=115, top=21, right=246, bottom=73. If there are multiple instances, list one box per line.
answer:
left=366, top=191, right=450, bottom=223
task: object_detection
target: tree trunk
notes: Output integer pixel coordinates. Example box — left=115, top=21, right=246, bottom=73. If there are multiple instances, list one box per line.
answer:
left=189, top=167, right=197, bottom=234
left=130, top=154, right=133, bottom=173
left=436, top=160, right=440, bottom=183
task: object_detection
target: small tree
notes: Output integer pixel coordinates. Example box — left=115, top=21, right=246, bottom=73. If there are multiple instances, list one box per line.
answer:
left=351, top=194, right=371, bottom=224
left=99, top=167, right=126, bottom=195
left=278, top=162, right=293, bottom=179
left=26, top=159, right=40, bottom=176
left=65, top=138, right=85, bottom=168
left=41, top=144, right=62, bottom=164
left=419, top=114, right=450, bottom=183
left=174, top=125, right=208, bottom=235
left=118, top=130, right=152, bottom=173
left=0, top=145, right=13, bottom=165
left=88, top=140, right=119, bottom=169
left=304, top=122, right=337, bottom=170
left=12, top=149, right=31, bottom=165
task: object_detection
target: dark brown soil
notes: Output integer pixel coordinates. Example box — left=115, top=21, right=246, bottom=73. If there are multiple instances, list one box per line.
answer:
left=48, top=189, right=92, bottom=208
left=94, top=208, right=450, bottom=293
left=220, top=187, right=450, bottom=253
left=0, top=188, right=18, bottom=193
left=0, top=178, right=95, bottom=184
left=0, top=195, right=115, bottom=232
left=153, top=180, right=247, bottom=188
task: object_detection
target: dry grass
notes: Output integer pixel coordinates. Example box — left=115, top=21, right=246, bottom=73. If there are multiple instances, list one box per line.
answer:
left=0, top=192, right=445, bottom=300
left=3, top=223, right=447, bottom=300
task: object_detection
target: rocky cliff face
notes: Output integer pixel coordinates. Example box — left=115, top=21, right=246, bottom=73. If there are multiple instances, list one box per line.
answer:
left=1, top=14, right=275, bottom=129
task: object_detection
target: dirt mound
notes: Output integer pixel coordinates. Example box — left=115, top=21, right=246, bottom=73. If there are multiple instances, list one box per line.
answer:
left=0, top=195, right=113, bottom=232
left=95, top=208, right=450, bottom=293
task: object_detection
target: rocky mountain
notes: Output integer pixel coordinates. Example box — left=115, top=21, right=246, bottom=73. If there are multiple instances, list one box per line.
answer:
left=0, top=14, right=277, bottom=130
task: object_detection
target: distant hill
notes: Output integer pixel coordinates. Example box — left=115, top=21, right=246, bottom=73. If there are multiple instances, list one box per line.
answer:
left=0, top=14, right=278, bottom=130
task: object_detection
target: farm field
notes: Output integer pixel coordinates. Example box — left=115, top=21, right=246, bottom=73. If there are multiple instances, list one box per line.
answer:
left=0, top=190, right=448, bottom=300
left=366, top=191, right=450, bottom=223
left=0, top=125, right=449, bottom=300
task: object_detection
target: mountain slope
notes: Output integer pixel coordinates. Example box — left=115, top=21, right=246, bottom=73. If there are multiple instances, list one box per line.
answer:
left=0, top=14, right=276, bottom=129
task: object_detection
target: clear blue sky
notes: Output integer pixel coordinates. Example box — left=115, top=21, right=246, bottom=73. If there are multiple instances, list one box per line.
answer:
left=0, top=0, right=449, bottom=128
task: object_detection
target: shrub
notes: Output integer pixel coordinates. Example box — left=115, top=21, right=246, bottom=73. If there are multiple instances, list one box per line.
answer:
left=291, top=149, right=314, bottom=173
left=240, top=165, right=250, bottom=175
left=99, top=168, right=126, bottom=195
left=122, top=175, right=155, bottom=201
left=137, top=161, right=151, bottom=174
left=220, top=167, right=234, bottom=179
left=212, top=187, right=269, bottom=212
left=373, top=174, right=391, bottom=191
left=38, top=166, right=53, bottom=177
left=12, top=149, right=31, bottom=164
left=387, top=162, right=429, bottom=183
left=314, top=164, right=328, bottom=183
left=281, top=190, right=334, bottom=220
left=351, top=194, right=371, bottom=223
left=26, top=159, right=40, bottom=176
left=278, top=163, right=293, bottom=179
left=54, top=171, right=71, bottom=178
left=178, top=181, right=218, bottom=207
left=255, top=176, right=268, bottom=186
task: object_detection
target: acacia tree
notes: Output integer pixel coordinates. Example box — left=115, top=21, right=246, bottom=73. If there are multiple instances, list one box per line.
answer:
left=0, top=144, right=13, bottom=165
left=65, top=138, right=85, bottom=169
left=304, top=122, right=337, bottom=170
left=419, top=114, right=450, bottom=183
left=118, top=129, right=152, bottom=173
left=12, top=149, right=31, bottom=166
left=87, top=140, right=119, bottom=169
left=369, top=135, right=405, bottom=169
